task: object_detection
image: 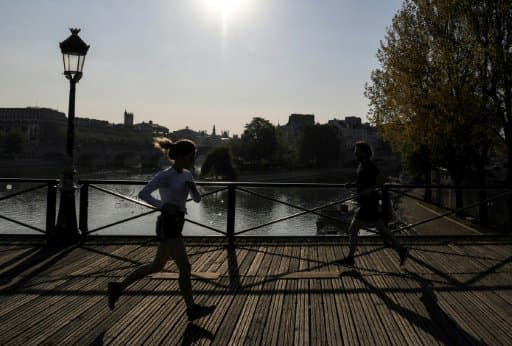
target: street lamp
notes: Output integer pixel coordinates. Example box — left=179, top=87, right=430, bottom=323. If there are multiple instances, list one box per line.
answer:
left=51, top=28, right=89, bottom=245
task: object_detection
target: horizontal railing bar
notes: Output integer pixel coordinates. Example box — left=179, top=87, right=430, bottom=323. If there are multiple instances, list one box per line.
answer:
left=0, top=213, right=46, bottom=233
left=89, top=184, right=157, bottom=210
left=237, top=186, right=352, bottom=226
left=234, top=195, right=357, bottom=236
left=392, top=190, right=512, bottom=234
left=0, top=184, right=48, bottom=202
left=78, top=179, right=512, bottom=190
left=86, top=209, right=159, bottom=234
left=90, top=184, right=227, bottom=208
left=385, top=184, right=512, bottom=190
left=0, top=178, right=59, bottom=183
left=79, top=179, right=356, bottom=188
left=184, top=218, right=227, bottom=235
left=186, top=187, right=228, bottom=202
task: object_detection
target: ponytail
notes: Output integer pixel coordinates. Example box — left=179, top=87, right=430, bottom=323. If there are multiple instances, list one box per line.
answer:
left=153, top=137, right=196, bottom=160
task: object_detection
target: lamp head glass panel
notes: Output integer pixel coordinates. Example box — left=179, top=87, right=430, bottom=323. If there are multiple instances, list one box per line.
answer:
left=59, top=28, right=89, bottom=81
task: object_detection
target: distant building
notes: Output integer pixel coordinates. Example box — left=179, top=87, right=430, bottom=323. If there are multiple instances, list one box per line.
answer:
left=328, top=116, right=381, bottom=151
left=170, top=126, right=230, bottom=148
left=0, top=107, right=67, bottom=156
left=134, top=120, right=169, bottom=137
left=278, top=113, right=315, bottom=149
left=124, top=110, right=134, bottom=127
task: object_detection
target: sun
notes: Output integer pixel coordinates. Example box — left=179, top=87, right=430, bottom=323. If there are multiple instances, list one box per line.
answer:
left=206, top=0, right=249, bottom=19
left=211, top=0, right=239, bottom=16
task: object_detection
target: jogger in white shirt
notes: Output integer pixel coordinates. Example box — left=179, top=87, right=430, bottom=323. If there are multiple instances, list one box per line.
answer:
left=107, top=138, right=215, bottom=321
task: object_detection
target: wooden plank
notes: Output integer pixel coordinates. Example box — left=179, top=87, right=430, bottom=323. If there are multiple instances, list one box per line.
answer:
left=0, top=246, right=38, bottom=271
left=159, top=246, right=236, bottom=345
left=318, top=245, right=344, bottom=346
left=261, top=244, right=291, bottom=345
left=149, top=271, right=219, bottom=280
left=126, top=247, right=220, bottom=345
left=0, top=244, right=127, bottom=319
left=49, top=244, right=159, bottom=345
left=210, top=246, right=259, bottom=346
left=403, top=245, right=499, bottom=344
left=327, top=245, right=362, bottom=346
left=142, top=246, right=225, bottom=345
left=228, top=247, right=267, bottom=346
left=1, top=276, right=97, bottom=343
left=243, top=244, right=285, bottom=345
left=38, top=247, right=145, bottom=344
left=309, top=245, right=326, bottom=346
left=185, top=247, right=252, bottom=346
left=278, top=245, right=300, bottom=346
left=366, top=246, right=440, bottom=346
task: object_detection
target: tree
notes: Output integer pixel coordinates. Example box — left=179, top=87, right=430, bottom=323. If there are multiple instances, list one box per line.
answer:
left=201, top=146, right=237, bottom=180
left=365, top=0, right=502, bottom=210
left=240, top=117, right=278, bottom=167
left=298, top=124, right=342, bottom=168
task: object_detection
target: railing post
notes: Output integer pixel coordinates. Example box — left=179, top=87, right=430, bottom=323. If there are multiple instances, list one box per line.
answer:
left=79, top=183, right=89, bottom=236
left=227, top=185, right=236, bottom=239
left=46, top=181, right=57, bottom=235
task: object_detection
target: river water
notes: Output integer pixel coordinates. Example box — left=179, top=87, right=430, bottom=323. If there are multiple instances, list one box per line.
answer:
left=0, top=170, right=364, bottom=237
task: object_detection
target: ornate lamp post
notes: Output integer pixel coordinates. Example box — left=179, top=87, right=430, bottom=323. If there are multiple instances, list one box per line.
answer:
left=51, top=28, right=89, bottom=245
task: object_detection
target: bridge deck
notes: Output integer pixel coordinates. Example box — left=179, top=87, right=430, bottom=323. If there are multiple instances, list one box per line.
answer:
left=0, top=238, right=511, bottom=345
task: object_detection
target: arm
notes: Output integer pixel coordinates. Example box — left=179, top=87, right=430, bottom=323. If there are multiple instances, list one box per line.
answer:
left=138, top=172, right=165, bottom=209
left=186, top=181, right=202, bottom=203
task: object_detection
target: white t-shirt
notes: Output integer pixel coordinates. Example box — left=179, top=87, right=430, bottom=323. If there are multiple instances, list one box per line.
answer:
left=138, top=167, right=201, bottom=213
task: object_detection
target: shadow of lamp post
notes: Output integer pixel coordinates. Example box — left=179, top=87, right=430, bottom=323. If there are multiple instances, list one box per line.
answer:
left=50, top=28, right=89, bottom=245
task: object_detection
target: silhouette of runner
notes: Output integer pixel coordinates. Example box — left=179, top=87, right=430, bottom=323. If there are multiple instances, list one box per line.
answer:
left=107, top=138, right=215, bottom=321
left=338, top=141, right=408, bottom=266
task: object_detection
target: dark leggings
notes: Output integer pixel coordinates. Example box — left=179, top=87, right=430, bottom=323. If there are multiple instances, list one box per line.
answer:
left=120, top=237, right=194, bottom=307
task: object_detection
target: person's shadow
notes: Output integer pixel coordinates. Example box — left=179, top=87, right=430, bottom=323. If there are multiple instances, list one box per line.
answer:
left=345, top=270, right=484, bottom=345
left=181, top=323, right=214, bottom=345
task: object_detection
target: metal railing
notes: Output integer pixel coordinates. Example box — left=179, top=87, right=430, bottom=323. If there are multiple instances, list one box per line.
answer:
left=77, top=180, right=512, bottom=239
left=77, top=180, right=359, bottom=237
left=0, top=178, right=58, bottom=234
left=1, top=177, right=511, bottom=239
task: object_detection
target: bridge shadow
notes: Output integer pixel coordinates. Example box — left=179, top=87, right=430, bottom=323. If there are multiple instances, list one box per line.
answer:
left=347, top=269, right=484, bottom=345
left=0, top=244, right=78, bottom=291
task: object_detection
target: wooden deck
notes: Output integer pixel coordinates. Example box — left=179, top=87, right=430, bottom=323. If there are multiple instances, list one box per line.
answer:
left=0, top=237, right=511, bottom=345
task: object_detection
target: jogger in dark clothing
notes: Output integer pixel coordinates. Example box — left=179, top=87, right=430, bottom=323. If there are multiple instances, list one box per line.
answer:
left=338, top=141, right=408, bottom=266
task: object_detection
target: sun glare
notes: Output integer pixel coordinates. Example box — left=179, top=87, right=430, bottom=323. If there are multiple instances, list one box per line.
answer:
left=204, top=0, right=252, bottom=20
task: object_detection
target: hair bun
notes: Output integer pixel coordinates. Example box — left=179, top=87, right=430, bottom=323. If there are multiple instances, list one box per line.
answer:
left=153, top=137, right=174, bottom=152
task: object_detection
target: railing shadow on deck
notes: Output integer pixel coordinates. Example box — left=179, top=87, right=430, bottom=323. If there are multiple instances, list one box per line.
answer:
left=347, top=270, right=485, bottom=345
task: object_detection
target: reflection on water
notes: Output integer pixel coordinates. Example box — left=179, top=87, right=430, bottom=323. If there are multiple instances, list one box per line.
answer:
left=0, top=172, right=362, bottom=236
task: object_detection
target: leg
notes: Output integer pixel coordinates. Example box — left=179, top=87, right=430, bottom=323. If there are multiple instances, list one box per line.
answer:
left=120, top=241, right=171, bottom=290
left=347, top=218, right=362, bottom=258
left=167, top=237, right=194, bottom=307
left=375, top=219, right=409, bottom=265
left=108, top=241, right=171, bottom=310
left=375, top=219, right=401, bottom=252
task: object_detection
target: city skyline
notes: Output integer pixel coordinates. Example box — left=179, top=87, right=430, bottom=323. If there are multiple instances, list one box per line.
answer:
left=0, top=0, right=402, bottom=135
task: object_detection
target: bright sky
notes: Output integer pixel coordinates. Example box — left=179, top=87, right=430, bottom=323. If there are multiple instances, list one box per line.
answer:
left=0, top=0, right=402, bottom=135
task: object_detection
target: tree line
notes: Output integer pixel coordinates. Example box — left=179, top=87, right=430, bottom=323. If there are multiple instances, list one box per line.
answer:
left=200, top=117, right=347, bottom=179
left=365, top=0, right=511, bottom=224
